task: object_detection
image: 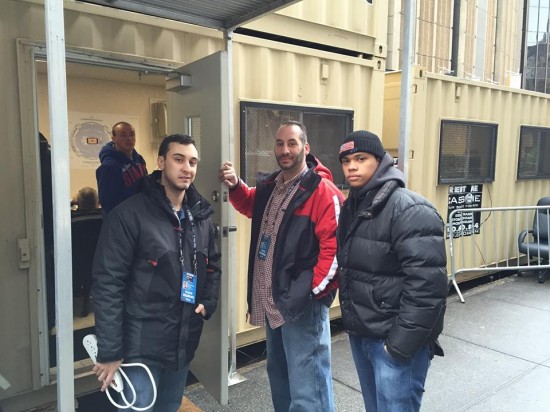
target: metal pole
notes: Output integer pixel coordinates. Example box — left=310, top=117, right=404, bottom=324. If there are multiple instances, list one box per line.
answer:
left=225, top=29, right=246, bottom=387
left=451, top=0, right=461, bottom=76
left=398, top=0, right=417, bottom=186
left=44, top=0, right=75, bottom=409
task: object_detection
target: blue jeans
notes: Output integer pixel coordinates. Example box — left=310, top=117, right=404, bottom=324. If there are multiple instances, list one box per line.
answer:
left=349, top=335, right=430, bottom=412
left=265, top=299, right=334, bottom=412
left=116, top=363, right=190, bottom=412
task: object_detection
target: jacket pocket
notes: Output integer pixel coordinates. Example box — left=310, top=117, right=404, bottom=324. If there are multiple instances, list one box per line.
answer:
left=145, top=250, right=180, bottom=303
left=350, top=279, right=397, bottom=316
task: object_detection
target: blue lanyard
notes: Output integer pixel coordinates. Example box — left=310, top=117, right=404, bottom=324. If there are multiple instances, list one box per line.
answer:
left=173, top=203, right=198, bottom=275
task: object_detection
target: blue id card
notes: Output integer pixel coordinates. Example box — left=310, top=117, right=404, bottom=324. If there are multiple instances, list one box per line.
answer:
left=180, top=272, right=197, bottom=304
left=258, top=234, right=271, bottom=260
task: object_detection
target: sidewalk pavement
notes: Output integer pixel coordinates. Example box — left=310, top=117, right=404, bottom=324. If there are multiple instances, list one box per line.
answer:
left=182, top=274, right=550, bottom=411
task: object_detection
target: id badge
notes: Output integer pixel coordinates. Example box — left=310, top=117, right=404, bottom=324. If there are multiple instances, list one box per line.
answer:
left=180, top=272, right=197, bottom=304
left=258, top=234, right=271, bottom=261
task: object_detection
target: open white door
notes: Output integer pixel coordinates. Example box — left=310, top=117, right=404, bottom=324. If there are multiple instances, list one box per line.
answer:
left=167, top=51, right=230, bottom=405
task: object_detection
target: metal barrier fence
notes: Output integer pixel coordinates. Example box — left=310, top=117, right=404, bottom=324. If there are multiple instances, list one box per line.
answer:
left=447, top=204, right=550, bottom=302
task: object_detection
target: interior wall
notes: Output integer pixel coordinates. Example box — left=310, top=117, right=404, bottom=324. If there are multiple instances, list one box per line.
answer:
left=37, top=70, right=166, bottom=199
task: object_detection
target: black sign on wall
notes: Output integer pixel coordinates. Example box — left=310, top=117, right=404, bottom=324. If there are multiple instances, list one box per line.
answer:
left=447, top=184, right=483, bottom=238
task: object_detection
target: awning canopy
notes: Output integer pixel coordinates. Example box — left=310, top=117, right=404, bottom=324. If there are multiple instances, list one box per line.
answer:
left=81, top=0, right=300, bottom=30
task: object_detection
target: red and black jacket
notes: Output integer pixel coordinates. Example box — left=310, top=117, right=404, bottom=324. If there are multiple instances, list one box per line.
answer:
left=230, top=155, right=344, bottom=324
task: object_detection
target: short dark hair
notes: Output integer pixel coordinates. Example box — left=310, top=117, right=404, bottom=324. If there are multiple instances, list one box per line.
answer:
left=112, top=122, right=134, bottom=136
left=158, top=134, right=196, bottom=157
left=279, top=121, right=307, bottom=144
left=77, top=187, right=99, bottom=210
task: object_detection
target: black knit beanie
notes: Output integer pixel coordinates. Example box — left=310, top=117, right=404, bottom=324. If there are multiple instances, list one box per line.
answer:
left=338, top=130, right=385, bottom=161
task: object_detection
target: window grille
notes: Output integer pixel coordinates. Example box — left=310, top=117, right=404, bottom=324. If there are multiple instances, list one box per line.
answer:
left=240, top=102, right=353, bottom=187
left=438, top=120, right=497, bottom=184
left=517, top=126, right=550, bottom=179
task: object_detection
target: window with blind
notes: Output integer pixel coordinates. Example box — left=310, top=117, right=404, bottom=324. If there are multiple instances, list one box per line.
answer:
left=438, top=120, right=497, bottom=184
left=517, top=126, right=550, bottom=179
left=240, top=102, right=353, bottom=188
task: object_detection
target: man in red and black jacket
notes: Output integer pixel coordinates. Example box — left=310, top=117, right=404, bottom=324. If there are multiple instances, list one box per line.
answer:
left=220, top=121, right=344, bottom=412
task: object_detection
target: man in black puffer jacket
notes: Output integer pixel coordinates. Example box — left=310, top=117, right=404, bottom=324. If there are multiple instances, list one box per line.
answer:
left=336, top=130, right=448, bottom=412
left=92, top=134, right=221, bottom=411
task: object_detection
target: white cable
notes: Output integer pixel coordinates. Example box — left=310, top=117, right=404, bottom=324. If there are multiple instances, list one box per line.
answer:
left=83, top=334, right=157, bottom=411
left=105, top=362, right=157, bottom=411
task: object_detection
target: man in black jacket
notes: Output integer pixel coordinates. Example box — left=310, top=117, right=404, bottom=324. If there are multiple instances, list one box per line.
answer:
left=92, top=134, right=221, bottom=411
left=336, top=131, right=448, bottom=412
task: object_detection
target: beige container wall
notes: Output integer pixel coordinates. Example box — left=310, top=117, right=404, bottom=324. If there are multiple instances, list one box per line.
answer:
left=276, top=0, right=382, bottom=38
left=231, top=37, right=386, bottom=342
left=246, top=0, right=388, bottom=57
left=382, top=71, right=401, bottom=154
left=384, top=69, right=550, bottom=278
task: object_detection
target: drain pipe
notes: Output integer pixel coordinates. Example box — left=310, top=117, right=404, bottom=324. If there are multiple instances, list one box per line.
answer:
left=398, top=0, right=417, bottom=186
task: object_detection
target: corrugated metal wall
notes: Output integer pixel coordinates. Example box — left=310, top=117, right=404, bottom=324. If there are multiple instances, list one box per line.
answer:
left=382, top=71, right=402, bottom=153
left=63, top=8, right=225, bottom=63
left=13, top=0, right=226, bottom=64
left=384, top=70, right=550, bottom=277
left=276, top=0, right=380, bottom=38
left=245, top=0, right=387, bottom=58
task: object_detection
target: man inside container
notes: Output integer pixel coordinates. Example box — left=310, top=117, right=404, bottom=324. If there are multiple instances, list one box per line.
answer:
left=96, top=121, right=148, bottom=213
left=219, top=121, right=344, bottom=412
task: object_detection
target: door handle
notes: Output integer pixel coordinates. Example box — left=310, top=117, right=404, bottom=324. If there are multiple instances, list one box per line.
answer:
left=222, top=226, right=237, bottom=237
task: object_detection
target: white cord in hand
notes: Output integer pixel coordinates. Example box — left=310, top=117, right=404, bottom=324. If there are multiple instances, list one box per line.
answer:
left=83, top=334, right=157, bottom=410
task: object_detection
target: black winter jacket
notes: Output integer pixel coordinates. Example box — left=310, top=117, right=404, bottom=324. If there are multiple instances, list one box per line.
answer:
left=92, top=170, right=221, bottom=370
left=337, top=154, right=448, bottom=359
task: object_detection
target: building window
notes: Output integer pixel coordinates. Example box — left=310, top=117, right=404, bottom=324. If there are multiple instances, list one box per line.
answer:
left=517, top=126, right=550, bottom=179
left=240, top=102, right=353, bottom=188
left=523, top=0, right=550, bottom=93
left=438, top=120, right=497, bottom=184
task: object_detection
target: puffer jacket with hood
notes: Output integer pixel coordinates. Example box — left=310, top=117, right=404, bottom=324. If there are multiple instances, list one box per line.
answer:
left=96, top=141, right=148, bottom=213
left=229, top=154, right=345, bottom=323
left=337, top=153, right=448, bottom=360
left=92, top=170, right=221, bottom=370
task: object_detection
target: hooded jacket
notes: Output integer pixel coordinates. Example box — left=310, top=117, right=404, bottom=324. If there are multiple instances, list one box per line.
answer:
left=92, top=170, right=221, bottom=370
left=96, top=141, right=148, bottom=213
left=337, top=153, right=448, bottom=359
left=229, top=154, right=344, bottom=323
